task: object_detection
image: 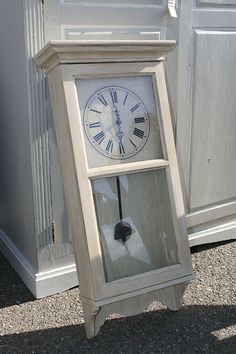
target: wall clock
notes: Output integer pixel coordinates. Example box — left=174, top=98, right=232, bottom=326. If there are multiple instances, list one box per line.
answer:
left=34, top=40, right=193, bottom=338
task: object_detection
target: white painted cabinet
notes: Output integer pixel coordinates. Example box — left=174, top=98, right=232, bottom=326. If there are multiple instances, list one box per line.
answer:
left=44, top=0, right=236, bottom=249
left=0, top=0, right=169, bottom=298
left=176, top=0, right=236, bottom=245
left=0, top=0, right=235, bottom=298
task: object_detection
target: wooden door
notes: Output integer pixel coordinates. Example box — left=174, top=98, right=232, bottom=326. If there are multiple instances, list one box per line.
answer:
left=175, top=0, right=236, bottom=245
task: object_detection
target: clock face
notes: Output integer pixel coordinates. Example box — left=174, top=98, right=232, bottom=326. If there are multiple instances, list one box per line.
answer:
left=83, top=86, right=150, bottom=160
left=76, top=76, right=163, bottom=168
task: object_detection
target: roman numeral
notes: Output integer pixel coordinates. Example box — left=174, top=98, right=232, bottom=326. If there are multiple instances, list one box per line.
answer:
left=110, top=90, right=118, bottom=104
left=98, top=95, right=108, bottom=106
left=123, top=93, right=128, bottom=106
left=90, top=108, right=101, bottom=114
left=134, top=117, right=145, bottom=124
left=119, top=141, right=125, bottom=155
left=130, top=103, right=139, bottom=112
left=129, top=139, right=137, bottom=148
left=89, top=121, right=101, bottom=128
left=133, top=128, right=144, bottom=139
left=94, top=131, right=105, bottom=144
left=105, top=139, right=113, bottom=153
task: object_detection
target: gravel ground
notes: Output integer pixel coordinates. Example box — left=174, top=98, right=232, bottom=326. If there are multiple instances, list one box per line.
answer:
left=0, top=240, right=235, bottom=354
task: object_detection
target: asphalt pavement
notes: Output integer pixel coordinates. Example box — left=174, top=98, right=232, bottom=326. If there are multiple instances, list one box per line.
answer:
left=0, top=240, right=235, bottom=353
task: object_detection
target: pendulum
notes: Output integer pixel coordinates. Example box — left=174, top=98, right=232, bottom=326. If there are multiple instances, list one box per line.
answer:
left=114, top=176, right=132, bottom=243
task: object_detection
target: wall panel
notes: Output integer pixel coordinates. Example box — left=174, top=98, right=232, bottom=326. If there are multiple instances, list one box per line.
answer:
left=189, top=30, right=236, bottom=210
left=44, top=0, right=166, bottom=41
left=197, top=0, right=236, bottom=5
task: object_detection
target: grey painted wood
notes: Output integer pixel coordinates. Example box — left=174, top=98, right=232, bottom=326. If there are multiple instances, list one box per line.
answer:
left=48, top=115, right=75, bottom=267
left=44, top=0, right=166, bottom=41
left=0, top=0, right=79, bottom=297
left=176, top=0, right=236, bottom=244
left=197, top=0, right=236, bottom=5
left=36, top=41, right=192, bottom=336
left=190, top=30, right=236, bottom=210
left=24, top=0, right=52, bottom=255
left=0, top=0, right=37, bottom=267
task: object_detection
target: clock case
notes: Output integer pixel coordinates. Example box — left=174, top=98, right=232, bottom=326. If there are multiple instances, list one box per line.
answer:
left=34, top=40, right=193, bottom=338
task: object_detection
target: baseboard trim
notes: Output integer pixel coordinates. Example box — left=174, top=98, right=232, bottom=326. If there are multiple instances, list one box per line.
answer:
left=0, top=228, right=78, bottom=298
left=188, top=222, right=236, bottom=247
left=35, top=264, right=78, bottom=298
left=0, top=228, right=38, bottom=295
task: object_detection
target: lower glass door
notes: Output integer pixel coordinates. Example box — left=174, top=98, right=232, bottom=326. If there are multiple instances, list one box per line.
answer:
left=91, top=168, right=179, bottom=282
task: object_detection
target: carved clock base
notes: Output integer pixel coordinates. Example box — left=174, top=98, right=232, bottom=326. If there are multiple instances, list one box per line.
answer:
left=82, top=282, right=188, bottom=338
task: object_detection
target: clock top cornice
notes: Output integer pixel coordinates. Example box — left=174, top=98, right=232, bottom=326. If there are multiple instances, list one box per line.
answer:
left=34, top=40, right=176, bottom=73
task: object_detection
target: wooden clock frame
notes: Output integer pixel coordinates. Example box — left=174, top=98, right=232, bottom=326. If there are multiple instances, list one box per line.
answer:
left=34, top=41, right=192, bottom=338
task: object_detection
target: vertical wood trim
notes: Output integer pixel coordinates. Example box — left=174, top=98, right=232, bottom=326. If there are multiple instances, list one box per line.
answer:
left=23, top=0, right=52, bottom=248
left=175, top=0, right=194, bottom=210
left=154, top=63, right=192, bottom=271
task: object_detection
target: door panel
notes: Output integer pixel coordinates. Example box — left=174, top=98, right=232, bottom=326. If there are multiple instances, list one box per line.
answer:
left=190, top=30, right=236, bottom=210
left=197, top=0, right=236, bottom=5
left=44, top=0, right=166, bottom=41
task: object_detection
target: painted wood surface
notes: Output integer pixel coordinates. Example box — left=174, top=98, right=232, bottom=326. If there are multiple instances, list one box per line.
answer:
left=24, top=0, right=76, bottom=275
left=34, top=40, right=176, bottom=74
left=176, top=0, right=236, bottom=244
left=44, top=0, right=165, bottom=41
left=0, top=0, right=37, bottom=267
left=35, top=41, right=192, bottom=336
left=190, top=30, right=236, bottom=210
left=83, top=282, right=188, bottom=338
left=197, top=0, right=236, bottom=5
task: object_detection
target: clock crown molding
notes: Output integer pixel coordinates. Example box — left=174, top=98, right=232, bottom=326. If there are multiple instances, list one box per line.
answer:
left=34, top=40, right=176, bottom=73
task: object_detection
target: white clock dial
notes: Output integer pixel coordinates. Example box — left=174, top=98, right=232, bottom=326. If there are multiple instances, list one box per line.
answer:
left=83, top=86, right=150, bottom=159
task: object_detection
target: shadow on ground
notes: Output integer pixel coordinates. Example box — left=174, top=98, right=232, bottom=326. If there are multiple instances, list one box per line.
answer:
left=0, top=304, right=235, bottom=353
left=0, top=253, right=34, bottom=308
left=191, top=239, right=236, bottom=254
left=0, top=244, right=235, bottom=353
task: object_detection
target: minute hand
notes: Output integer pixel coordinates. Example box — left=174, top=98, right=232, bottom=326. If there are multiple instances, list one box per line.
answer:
left=114, top=106, right=125, bottom=153
left=114, top=106, right=122, bottom=127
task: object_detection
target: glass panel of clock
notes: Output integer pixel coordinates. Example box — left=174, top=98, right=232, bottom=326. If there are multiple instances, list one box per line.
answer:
left=76, top=76, right=163, bottom=168
left=91, top=169, right=179, bottom=282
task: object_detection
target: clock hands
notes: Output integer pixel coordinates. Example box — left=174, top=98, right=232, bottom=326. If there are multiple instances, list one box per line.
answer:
left=113, top=105, right=125, bottom=154
left=85, top=86, right=149, bottom=159
left=112, top=102, right=132, bottom=244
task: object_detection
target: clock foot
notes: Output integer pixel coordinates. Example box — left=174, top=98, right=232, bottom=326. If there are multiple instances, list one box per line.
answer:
left=82, top=302, right=101, bottom=339
left=157, top=282, right=188, bottom=311
left=114, top=220, right=132, bottom=243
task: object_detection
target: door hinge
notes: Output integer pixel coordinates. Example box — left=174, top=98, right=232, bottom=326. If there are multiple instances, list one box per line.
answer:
left=51, top=221, right=56, bottom=244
